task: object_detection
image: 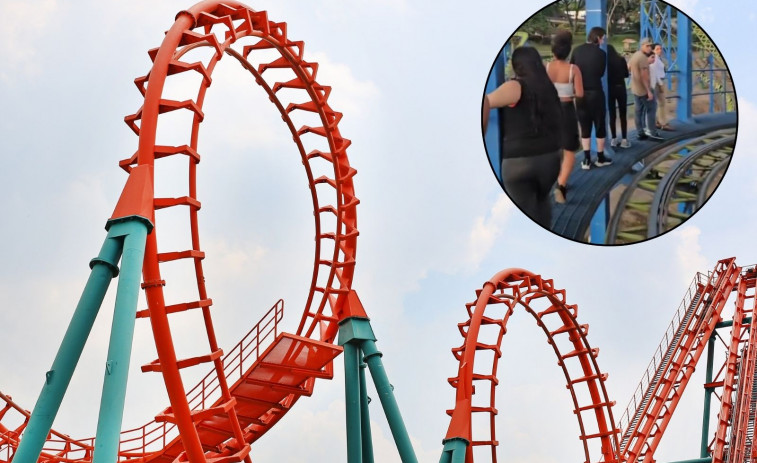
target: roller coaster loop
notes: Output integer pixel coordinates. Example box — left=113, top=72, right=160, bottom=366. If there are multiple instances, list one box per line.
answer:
left=1, top=2, right=417, bottom=462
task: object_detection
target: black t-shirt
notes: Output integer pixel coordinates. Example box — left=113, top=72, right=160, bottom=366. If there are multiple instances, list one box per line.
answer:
left=501, top=79, right=561, bottom=159
left=570, top=43, right=607, bottom=91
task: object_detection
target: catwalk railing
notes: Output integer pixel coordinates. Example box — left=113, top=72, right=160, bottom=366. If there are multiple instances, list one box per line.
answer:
left=616, top=271, right=707, bottom=438
left=0, top=299, right=284, bottom=462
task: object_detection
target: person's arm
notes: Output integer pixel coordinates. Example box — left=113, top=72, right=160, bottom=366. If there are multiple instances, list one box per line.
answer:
left=600, top=49, right=607, bottom=77
left=573, top=65, right=585, bottom=98
left=482, top=80, right=521, bottom=135
left=486, top=80, right=522, bottom=108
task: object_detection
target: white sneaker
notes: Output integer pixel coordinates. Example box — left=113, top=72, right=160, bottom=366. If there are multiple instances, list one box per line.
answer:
left=610, top=138, right=619, bottom=148
left=620, top=139, right=631, bottom=148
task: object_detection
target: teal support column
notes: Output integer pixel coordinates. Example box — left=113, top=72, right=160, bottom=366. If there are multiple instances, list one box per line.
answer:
left=701, top=335, right=716, bottom=458
left=359, top=361, right=375, bottom=463
left=361, top=339, right=417, bottom=463
left=677, top=11, right=693, bottom=121
left=13, top=234, right=123, bottom=463
left=338, top=316, right=418, bottom=463
left=440, top=438, right=468, bottom=463
left=92, top=219, right=149, bottom=463
left=343, top=340, right=363, bottom=463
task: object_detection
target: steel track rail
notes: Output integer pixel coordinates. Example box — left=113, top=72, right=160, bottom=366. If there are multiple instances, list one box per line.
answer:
left=605, top=130, right=734, bottom=244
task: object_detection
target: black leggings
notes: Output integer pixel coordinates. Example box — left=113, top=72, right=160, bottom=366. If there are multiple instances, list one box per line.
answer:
left=608, top=83, right=628, bottom=139
left=577, top=89, right=607, bottom=139
left=501, top=150, right=561, bottom=229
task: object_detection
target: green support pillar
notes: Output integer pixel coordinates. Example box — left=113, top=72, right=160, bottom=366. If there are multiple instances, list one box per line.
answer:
left=13, top=233, right=123, bottom=463
left=93, top=219, right=150, bottom=463
left=440, top=438, right=468, bottom=463
left=361, top=339, right=417, bottom=463
left=701, top=335, right=717, bottom=458
left=338, top=316, right=418, bottom=463
left=359, top=361, right=375, bottom=463
left=343, top=340, right=364, bottom=463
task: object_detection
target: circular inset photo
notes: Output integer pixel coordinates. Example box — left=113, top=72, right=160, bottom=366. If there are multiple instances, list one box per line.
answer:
left=482, top=0, right=737, bottom=245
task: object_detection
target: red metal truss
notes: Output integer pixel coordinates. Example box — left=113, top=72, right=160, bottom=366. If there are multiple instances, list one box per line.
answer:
left=619, top=257, right=741, bottom=463
left=443, top=269, right=620, bottom=463
left=123, top=2, right=357, bottom=461
left=719, top=270, right=757, bottom=463
left=1, top=2, right=357, bottom=462
left=712, top=272, right=754, bottom=462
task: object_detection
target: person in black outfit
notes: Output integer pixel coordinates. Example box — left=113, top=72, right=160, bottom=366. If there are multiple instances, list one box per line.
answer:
left=570, top=27, right=612, bottom=169
left=483, top=46, right=562, bottom=229
left=607, top=44, right=630, bottom=148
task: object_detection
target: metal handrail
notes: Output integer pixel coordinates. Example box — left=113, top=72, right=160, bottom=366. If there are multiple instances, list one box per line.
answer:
left=617, top=271, right=708, bottom=436
left=8, top=299, right=286, bottom=461
left=112, top=299, right=285, bottom=457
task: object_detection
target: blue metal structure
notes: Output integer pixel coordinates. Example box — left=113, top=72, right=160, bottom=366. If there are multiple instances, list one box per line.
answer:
left=585, top=0, right=609, bottom=244
left=484, top=45, right=507, bottom=182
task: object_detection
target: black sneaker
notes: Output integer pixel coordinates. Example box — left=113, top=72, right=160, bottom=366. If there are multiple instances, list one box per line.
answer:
left=638, top=132, right=649, bottom=141
left=581, top=159, right=592, bottom=170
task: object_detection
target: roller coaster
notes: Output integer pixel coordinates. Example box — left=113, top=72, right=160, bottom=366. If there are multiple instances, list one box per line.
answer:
left=550, top=113, right=736, bottom=244
left=441, top=257, right=757, bottom=463
left=606, top=129, right=735, bottom=244
left=0, top=2, right=416, bottom=462
left=0, top=2, right=750, bottom=463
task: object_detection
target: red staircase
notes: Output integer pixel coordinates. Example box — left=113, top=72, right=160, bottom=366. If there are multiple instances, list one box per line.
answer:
left=0, top=300, right=342, bottom=463
left=618, top=258, right=741, bottom=463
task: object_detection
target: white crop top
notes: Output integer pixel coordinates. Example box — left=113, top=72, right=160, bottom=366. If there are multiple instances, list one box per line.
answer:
left=548, top=62, right=575, bottom=98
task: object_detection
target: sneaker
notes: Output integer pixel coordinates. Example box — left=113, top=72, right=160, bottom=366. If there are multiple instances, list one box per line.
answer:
left=610, top=138, right=619, bottom=148
left=620, top=139, right=631, bottom=148
left=644, top=129, right=664, bottom=141
left=637, top=131, right=649, bottom=141
left=554, top=184, right=567, bottom=204
left=581, top=159, right=592, bottom=170
left=594, top=157, right=613, bottom=167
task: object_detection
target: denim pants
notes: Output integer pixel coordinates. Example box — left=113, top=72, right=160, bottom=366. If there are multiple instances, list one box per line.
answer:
left=634, top=90, right=657, bottom=134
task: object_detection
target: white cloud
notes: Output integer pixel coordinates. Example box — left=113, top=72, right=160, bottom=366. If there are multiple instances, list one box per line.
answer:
left=0, top=0, right=58, bottom=81
left=307, top=51, right=380, bottom=118
left=665, top=0, right=699, bottom=14
left=465, top=193, right=515, bottom=270
left=675, top=225, right=708, bottom=285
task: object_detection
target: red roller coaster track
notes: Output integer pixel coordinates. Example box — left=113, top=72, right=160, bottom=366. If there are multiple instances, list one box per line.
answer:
left=1, top=1, right=360, bottom=462
left=442, top=258, right=757, bottom=463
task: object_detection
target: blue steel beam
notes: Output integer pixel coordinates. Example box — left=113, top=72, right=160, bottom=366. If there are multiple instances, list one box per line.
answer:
left=677, top=11, right=693, bottom=120
left=484, top=46, right=506, bottom=182
left=586, top=0, right=609, bottom=244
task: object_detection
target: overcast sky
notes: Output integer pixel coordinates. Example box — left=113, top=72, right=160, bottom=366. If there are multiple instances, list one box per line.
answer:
left=1, top=0, right=756, bottom=462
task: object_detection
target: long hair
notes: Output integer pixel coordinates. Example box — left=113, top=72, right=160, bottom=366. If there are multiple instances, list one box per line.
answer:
left=511, top=46, right=561, bottom=135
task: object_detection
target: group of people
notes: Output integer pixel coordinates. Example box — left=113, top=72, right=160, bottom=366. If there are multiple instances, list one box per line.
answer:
left=483, top=27, right=672, bottom=229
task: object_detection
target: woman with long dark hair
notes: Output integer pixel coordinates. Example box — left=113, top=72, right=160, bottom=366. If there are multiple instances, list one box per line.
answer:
left=607, top=44, right=631, bottom=148
left=483, top=46, right=562, bottom=228
left=546, top=30, right=584, bottom=203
